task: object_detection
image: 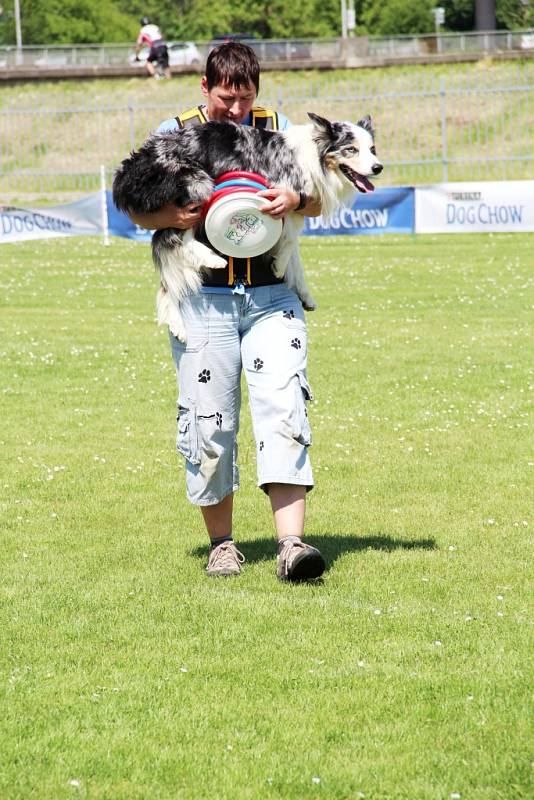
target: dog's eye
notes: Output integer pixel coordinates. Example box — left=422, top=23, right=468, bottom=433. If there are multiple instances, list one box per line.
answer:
left=342, top=146, right=358, bottom=157
left=370, top=146, right=376, bottom=155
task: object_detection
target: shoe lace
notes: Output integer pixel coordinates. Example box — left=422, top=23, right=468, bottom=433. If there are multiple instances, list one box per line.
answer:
left=208, top=541, right=245, bottom=569
left=278, top=539, right=306, bottom=572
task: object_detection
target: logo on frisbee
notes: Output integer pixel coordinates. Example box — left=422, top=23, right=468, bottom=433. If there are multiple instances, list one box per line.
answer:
left=224, top=212, right=262, bottom=247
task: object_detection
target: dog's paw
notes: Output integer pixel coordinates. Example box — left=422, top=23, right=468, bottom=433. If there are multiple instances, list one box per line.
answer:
left=169, top=321, right=187, bottom=343
left=302, top=296, right=317, bottom=312
left=164, top=304, right=187, bottom=343
left=271, top=261, right=286, bottom=279
left=204, top=253, right=227, bottom=270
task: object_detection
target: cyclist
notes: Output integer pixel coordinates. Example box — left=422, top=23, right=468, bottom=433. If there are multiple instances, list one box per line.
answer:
left=135, top=17, right=171, bottom=80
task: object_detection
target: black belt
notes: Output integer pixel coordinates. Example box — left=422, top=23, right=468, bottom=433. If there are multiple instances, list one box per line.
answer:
left=201, top=253, right=284, bottom=288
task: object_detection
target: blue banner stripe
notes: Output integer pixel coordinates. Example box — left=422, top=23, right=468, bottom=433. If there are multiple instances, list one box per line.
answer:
left=106, top=191, right=153, bottom=241
left=106, top=187, right=415, bottom=242
left=303, top=187, right=414, bottom=236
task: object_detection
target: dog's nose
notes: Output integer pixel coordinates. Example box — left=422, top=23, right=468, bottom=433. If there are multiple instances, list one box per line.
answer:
left=372, top=163, right=383, bottom=175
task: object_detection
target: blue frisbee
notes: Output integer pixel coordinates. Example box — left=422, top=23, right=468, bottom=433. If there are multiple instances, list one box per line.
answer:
left=214, top=178, right=267, bottom=192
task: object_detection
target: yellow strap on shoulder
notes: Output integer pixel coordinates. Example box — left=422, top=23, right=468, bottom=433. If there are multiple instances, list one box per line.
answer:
left=251, top=107, right=279, bottom=131
left=176, top=105, right=208, bottom=128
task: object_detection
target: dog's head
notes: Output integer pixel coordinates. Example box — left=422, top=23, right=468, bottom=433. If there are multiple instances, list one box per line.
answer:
left=308, top=112, right=383, bottom=193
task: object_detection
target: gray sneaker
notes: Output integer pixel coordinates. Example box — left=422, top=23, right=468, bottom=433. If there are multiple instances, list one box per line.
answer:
left=277, top=539, right=326, bottom=582
left=205, top=541, right=245, bottom=577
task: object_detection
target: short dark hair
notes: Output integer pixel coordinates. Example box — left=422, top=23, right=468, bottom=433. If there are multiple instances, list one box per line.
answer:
left=205, top=42, right=260, bottom=93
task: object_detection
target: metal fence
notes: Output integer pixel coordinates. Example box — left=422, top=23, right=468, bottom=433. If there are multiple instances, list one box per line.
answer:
left=1, top=63, right=532, bottom=199
left=1, top=29, right=533, bottom=70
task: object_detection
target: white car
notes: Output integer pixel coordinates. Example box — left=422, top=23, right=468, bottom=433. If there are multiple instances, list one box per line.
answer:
left=167, top=41, right=202, bottom=65
left=131, top=41, right=202, bottom=67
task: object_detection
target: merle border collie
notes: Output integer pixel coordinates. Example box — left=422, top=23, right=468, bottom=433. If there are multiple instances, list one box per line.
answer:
left=113, top=113, right=382, bottom=342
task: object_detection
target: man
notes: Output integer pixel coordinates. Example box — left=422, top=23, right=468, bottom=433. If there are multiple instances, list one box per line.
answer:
left=135, top=16, right=171, bottom=80
left=129, top=43, right=326, bottom=582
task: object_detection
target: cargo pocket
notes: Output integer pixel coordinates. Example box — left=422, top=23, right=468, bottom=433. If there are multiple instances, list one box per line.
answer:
left=292, top=372, right=313, bottom=447
left=184, top=334, right=208, bottom=354
left=176, top=405, right=201, bottom=465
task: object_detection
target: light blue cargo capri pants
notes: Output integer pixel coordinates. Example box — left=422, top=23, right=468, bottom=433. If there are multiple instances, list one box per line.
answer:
left=169, top=283, right=314, bottom=506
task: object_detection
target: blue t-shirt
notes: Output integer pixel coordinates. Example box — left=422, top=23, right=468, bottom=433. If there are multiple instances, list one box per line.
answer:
left=156, top=106, right=291, bottom=134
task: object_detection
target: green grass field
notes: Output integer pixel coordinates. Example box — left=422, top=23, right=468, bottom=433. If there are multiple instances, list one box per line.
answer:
left=1, top=233, right=533, bottom=799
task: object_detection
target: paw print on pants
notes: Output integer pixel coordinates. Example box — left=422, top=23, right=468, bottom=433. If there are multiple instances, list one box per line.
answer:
left=259, top=441, right=264, bottom=451
left=198, top=368, right=211, bottom=383
left=283, top=309, right=295, bottom=320
left=254, top=358, right=264, bottom=371
left=290, top=338, right=301, bottom=350
left=216, top=412, right=222, bottom=429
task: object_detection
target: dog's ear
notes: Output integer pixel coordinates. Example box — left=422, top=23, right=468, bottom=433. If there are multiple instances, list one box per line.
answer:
left=357, top=115, right=374, bottom=136
left=308, top=112, right=333, bottom=136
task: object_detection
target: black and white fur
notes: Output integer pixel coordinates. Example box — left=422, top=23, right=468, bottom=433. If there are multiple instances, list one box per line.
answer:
left=113, top=113, right=383, bottom=342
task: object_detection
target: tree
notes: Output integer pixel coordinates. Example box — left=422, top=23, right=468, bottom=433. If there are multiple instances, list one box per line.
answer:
left=435, top=0, right=532, bottom=32
left=161, top=0, right=341, bottom=41
left=359, top=0, right=437, bottom=36
left=495, top=0, right=534, bottom=28
left=3, top=0, right=138, bottom=45
left=1, top=0, right=531, bottom=47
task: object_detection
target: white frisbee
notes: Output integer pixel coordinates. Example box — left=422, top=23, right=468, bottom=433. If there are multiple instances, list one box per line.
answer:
left=204, top=191, right=282, bottom=258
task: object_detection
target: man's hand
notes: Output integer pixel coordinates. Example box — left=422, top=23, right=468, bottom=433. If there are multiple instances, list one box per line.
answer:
left=257, top=187, right=300, bottom=219
left=128, top=201, right=203, bottom=231
left=173, top=202, right=203, bottom=228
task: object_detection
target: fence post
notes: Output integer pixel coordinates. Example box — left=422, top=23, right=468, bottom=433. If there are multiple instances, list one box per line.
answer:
left=100, top=164, right=110, bottom=247
left=128, top=101, right=136, bottom=151
left=439, top=76, right=448, bottom=182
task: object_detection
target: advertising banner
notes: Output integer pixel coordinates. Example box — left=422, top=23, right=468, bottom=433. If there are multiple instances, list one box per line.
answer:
left=106, top=191, right=152, bottom=242
left=302, top=187, right=414, bottom=236
left=106, top=190, right=415, bottom=242
left=3, top=182, right=533, bottom=245
left=415, top=181, right=534, bottom=233
left=0, top=193, right=103, bottom=243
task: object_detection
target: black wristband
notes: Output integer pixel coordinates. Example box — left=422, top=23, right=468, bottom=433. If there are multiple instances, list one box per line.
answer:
left=296, top=191, right=307, bottom=211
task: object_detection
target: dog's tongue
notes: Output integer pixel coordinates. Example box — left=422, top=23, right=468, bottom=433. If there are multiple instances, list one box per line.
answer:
left=355, top=175, right=375, bottom=193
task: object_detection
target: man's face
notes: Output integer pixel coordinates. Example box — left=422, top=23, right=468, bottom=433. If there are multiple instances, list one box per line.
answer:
left=201, top=78, right=257, bottom=124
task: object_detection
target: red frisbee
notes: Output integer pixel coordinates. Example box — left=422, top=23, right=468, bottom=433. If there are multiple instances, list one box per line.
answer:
left=214, top=171, right=270, bottom=188
left=202, top=185, right=260, bottom=218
